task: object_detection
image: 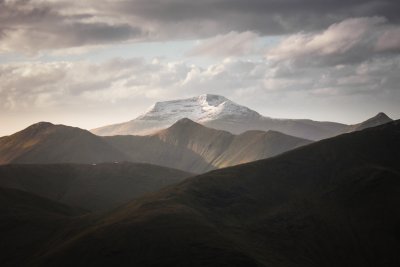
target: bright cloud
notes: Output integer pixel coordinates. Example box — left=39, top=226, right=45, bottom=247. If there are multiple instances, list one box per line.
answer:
left=187, top=31, right=261, bottom=57
left=267, top=17, right=400, bottom=66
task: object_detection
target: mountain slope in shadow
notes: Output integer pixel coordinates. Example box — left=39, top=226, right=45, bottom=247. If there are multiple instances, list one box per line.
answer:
left=34, top=121, right=400, bottom=266
left=348, top=112, right=393, bottom=132
left=0, top=186, right=86, bottom=267
left=105, top=118, right=312, bottom=173
left=1, top=120, right=311, bottom=174
left=0, top=162, right=191, bottom=211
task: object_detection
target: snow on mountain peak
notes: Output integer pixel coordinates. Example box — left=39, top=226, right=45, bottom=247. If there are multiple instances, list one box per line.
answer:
left=197, top=94, right=228, bottom=106
left=136, top=94, right=260, bottom=123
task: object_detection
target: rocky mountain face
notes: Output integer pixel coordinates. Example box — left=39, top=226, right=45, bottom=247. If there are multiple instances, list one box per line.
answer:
left=92, top=94, right=393, bottom=140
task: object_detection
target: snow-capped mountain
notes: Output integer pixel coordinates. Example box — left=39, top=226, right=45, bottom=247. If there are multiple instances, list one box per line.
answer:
left=137, top=94, right=261, bottom=123
left=91, top=94, right=393, bottom=140
left=91, top=94, right=261, bottom=136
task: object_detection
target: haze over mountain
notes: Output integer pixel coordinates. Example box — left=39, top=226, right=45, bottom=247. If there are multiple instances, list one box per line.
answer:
left=92, top=94, right=393, bottom=140
left=348, top=112, right=393, bottom=132
left=105, top=118, right=312, bottom=173
left=19, top=120, right=400, bottom=267
left=0, top=122, right=127, bottom=165
left=0, top=119, right=311, bottom=173
left=0, top=162, right=191, bottom=211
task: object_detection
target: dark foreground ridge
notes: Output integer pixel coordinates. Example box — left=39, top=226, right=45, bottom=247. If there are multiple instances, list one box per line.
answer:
left=0, top=162, right=191, bottom=211
left=4, top=120, right=394, bottom=267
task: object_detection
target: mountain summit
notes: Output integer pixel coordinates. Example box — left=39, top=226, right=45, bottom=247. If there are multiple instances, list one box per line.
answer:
left=349, top=112, right=393, bottom=131
left=138, top=94, right=261, bottom=123
left=92, top=94, right=261, bottom=136
left=0, top=122, right=127, bottom=164
left=92, top=95, right=393, bottom=140
left=104, top=118, right=311, bottom=173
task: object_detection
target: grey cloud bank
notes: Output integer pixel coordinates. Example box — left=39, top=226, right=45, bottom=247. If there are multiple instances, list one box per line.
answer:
left=1, top=0, right=400, bottom=53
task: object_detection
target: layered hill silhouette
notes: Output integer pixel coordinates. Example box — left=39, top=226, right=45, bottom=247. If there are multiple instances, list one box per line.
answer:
left=0, top=162, right=191, bottom=211
left=348, top=112, right=393, bottom=131
left=0, top=120, right=311, bottom=173
left=105, top=118, right=312, bottom=173
left=0, top=122, right=127, bottom=164
left=92, top=94, right=393, bottom=140
left=28, top=120, right=400, bottom=267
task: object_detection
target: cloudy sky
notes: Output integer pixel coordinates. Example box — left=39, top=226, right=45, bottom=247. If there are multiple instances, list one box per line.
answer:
left=1, top=0, right=400, bottom=135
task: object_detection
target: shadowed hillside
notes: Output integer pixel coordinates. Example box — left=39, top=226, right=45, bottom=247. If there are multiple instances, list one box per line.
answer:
left=29, top=121, right=400, bottom=267
left=1, top=120, right=311, bottom=174
left=106, top=118, right=312, bottom=173
left=0, top=162, right=191, bottom=211
left=348, top=112, right=393, bottom=132
left=0, top=187, right=86, bottom=267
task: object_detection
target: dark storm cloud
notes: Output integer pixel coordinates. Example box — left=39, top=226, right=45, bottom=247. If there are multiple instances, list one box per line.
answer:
left=111, top=0, right=400, bottom=35
left=1, top=0, right=400, bottom=53
left=47, top=22, right=142, bottom=47
left=0, top=0, right=143, bottom=53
